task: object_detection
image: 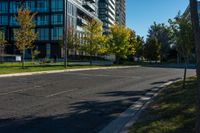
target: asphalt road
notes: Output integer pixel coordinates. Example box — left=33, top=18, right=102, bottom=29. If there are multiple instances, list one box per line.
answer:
left=0, top=66, right=196, bottom=133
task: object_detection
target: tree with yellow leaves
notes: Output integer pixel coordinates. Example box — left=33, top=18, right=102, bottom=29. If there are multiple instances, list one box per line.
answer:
left=14, top=7, right=37, bottom=68
left=128, top=29, right=137, bottom=59
left=82, top=19, right=108, bottom=65
left=109, top=24, right=133, bottom=64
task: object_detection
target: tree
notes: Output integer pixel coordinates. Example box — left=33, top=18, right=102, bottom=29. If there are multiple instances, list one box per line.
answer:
left=135, top=36, right=144, bottom=61
left=109, top=24, right=131, bottom=64
left=127, top=30, right=137, bottom=59
left=60, top=27, right=80, bottom=64
left=0, top=31, right=7, bottom=63
left=82, top=19, right=107, bottom=65
left=31, top=50, right=40, bottom=63
left=147, top=22, right=172, bottom=63
left=72, top=31, right=81, bottom=59
left=97, top=36, right=109, bottom=56
left=14, top=7, right=37, bottom=68
left=143, top=37, right=161, bottom=62
left=189, top=0, right=200, bottom=132
left=169, top=15, right=194, bottom=89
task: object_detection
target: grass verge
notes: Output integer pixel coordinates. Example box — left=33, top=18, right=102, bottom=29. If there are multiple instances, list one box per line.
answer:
left=129, top=77, right=197, bottom=133
left=0, top=62, right=105, bottom=75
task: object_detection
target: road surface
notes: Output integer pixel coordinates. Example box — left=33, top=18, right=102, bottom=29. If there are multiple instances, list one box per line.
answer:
left=0, top=66, right=196, bottom=133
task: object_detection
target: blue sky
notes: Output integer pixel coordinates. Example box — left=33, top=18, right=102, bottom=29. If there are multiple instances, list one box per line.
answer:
left=126, top=0, right=189, bottom=38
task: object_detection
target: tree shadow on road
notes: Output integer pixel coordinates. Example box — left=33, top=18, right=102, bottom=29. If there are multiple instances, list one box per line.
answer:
left=0, top=89, right=152, bottom=133
left=0, top=77, right=179, bottom=133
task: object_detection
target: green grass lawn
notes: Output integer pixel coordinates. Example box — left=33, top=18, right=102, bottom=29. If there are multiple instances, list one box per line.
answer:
left=129, top=77, right=197, bottom=133
left=0, top=62, right=105, bottom=75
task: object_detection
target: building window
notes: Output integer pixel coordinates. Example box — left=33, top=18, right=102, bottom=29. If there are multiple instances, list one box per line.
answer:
left=0, top=2, right=8, bottom=13
left=51, top=27, right=63, bottom=40
left=0, top=16, right=8, bottom=25
left=37, top=28, right=49, bottom=40
left=37, top=15, right=49, bottom=25
left=24, top=1, right=35, bottom=12
left=51, top=14, right=63, bottom=25
left=68, top=2, right=76, bottom=16
left=10, top=16, right=18, bottom=26
left=37, top=0, right=49, bottom=12
left=51, top=0, right=63, bottom=12
left=10, top=1, right=22, bottom=13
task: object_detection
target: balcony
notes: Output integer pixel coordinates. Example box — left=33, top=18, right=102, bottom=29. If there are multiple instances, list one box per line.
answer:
left=77, top=25, right=84, bottom=32
left=85, top=0, right=96, bottom=3
left=77, top=16, right=88, bottom=26
left=83, top=2, right=96, bottom=12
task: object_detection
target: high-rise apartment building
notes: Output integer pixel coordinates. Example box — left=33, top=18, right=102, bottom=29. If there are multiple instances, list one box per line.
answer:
left=0, top=0, right=126, bottom=58
left=98, top=0, right=116, bottom=32
left=0, top=0, right=99, bottom=58
left=183, top=1, right=200, bottom=23
left=115, top=0, right=126, bottom=25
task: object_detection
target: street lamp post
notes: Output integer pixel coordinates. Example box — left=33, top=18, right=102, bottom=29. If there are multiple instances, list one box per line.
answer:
left=64, top=0, right=68, bottom=68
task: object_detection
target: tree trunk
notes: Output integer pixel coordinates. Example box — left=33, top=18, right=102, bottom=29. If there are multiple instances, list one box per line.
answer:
left=183, top=58, right=188, bottom=89
left=190, top=0, right=200, bottom=132
left=160, top=53, right=163, bottom=64
left=22, top=49, right=25, bottom=69
left=31, top=49, right=34, bottom=63
left=90, top=54, right=92, bottom=66
left=89, top=42, right=92, bottom=66
left=177, top=53, right=179, bottom=64
left=74, top=49, right=77, bottom=60
left=67, top=49, right=69, bottom=66
left=116, top=55, right=120, bottom=64
left=64, top=42, right=67, bottom=68
left=63, top=47, right=67, bottom=68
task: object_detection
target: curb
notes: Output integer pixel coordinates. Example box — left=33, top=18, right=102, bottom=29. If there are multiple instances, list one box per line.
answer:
left=0, top=66, right=140, bottom=78
left=99, top=80, right=180, bottom=133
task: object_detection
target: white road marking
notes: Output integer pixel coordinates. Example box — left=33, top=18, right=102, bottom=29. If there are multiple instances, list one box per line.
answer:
left=0, top=88, right=34, bottom=96
left=46, top=89, right=76, bottom=98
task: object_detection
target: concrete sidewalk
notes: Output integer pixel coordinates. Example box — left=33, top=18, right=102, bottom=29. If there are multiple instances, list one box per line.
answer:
left=0, top=66, right=139, bottom=78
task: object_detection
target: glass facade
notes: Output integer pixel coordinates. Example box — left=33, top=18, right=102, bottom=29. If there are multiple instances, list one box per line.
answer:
left=37, top=15, right=49, bottom=26
left=0, top=16, right=8, bottom=25
left=51, top=27, right=63, bottom=40
left=51, top=0, right=63, bottom=12
left=0, top=0, right=101, bottom=57
left=0, top=2, right=8, bottom=13
left=51, top=14, right=63, bottom=25
left=37, top=28, right=49, bottom=40
left=37, top=0, right=49, bottom=12
left=10, top=16, right=18, bottom=26
left=10, top=1, right=22, bottom=13
left=24, top=1, right=35, bottom=11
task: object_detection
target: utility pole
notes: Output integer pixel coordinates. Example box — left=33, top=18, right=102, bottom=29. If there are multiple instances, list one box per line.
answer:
left=64, top=0, right=68, bottom=68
